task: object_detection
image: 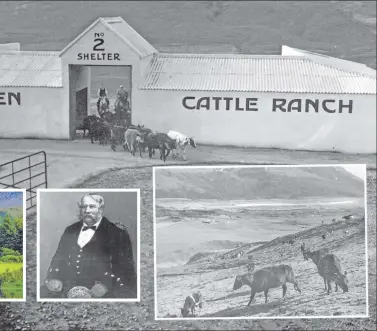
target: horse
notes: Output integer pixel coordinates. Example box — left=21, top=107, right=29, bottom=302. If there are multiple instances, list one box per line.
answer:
left=98, top=96, right=109, bottom=117
left=114, top=97, right=130, bottom=113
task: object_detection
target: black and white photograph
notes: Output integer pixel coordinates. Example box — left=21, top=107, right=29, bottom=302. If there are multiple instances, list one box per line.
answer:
left=37, top=189, right=140, bottom=302
left=154, top=165, right=368, bottom=320
left=0, top=0, right=376, bottom=329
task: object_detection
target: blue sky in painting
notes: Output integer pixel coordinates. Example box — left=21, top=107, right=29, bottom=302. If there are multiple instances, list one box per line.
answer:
left=0, top=191, right=24, bottom=208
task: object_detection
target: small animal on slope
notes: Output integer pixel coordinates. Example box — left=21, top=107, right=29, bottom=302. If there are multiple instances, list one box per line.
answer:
left=180, top=291, right=203, bottom=317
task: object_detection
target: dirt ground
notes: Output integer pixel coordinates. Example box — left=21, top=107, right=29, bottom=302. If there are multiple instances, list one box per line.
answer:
left=0, top=161, right=375, bottom=330
left=156, top=216, right=367, bottom=319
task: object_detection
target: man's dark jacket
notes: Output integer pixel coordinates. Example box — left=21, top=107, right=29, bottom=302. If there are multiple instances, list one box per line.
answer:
left=45, top=217, right=136, bottom=298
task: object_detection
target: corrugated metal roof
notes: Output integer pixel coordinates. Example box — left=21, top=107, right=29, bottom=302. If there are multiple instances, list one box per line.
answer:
left=102, top=17, right=157, bottom=59
left=139, top=54, right=377, bottom=94
left=0, top=51, right=62, bottom=88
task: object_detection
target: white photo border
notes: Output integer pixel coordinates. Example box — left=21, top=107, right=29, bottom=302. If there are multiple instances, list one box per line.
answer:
left=36, top=188, right=141, bottom=303
left=152, top=164, right=369, bottom=320
left=0, top=188, right=27, bottom=302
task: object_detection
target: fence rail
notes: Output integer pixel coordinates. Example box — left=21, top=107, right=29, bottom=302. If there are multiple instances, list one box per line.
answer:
left=0, top=151, right=48, bottom=210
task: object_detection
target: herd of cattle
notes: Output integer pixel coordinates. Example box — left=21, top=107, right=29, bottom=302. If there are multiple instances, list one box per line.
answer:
left=179, top=226, right=352, bottom=317
left=81, top=114, right=197, bottom=162
left=180, top=244, right=349, bottom=317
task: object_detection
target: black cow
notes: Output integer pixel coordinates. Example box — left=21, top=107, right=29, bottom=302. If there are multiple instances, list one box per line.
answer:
left=90, top=121, right=111, bottom=146
left=145, top=132, right=176, bottom=162
left=82, top=115, right=99, bottom=137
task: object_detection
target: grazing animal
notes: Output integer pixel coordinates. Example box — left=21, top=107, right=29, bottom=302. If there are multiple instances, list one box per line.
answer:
left=322, top=234, right=326, bottom=240
left=332, top=218, right=336, bottom=223
left=167, top=130, right=196, bottom=161
left=288, top=239, right=295, bottom=245
left=302, top=247, right=330, bottom=290
left=303, top=247, right=330, bottom=264
left=180, top=292, right=203, bottom=317
left=123, top=129, right=147, bottom=157
left=233, top=265, right=301, bottom=306
left=322, top=220, right=324, bottom=224
left=145, top=132, right=176, bottom=162
left=342, top=215, right=353, bottom=221
left=318, top=254, right=349, bottom=295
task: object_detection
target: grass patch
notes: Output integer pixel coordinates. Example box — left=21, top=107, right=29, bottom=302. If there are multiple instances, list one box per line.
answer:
left=0, top=263, right=23, bottom=299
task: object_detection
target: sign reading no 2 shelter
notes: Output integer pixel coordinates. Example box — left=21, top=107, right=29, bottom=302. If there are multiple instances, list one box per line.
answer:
left=77, top=31, right=120, bottom=61
left=60, top=19, right=142, bottom=66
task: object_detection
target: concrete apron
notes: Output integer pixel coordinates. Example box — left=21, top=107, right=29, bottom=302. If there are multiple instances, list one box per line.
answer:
left=0, top=139, right=375, bottom=199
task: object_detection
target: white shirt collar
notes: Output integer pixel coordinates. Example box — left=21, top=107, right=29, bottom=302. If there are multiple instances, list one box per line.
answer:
left=81, top=217, right=102, bottom=230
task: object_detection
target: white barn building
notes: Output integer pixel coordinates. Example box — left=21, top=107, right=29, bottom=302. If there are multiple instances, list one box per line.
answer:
left=0, top=17, right=376, bottom=153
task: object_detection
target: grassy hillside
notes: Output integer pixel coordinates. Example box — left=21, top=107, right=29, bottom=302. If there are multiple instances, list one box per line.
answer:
left=0, top=263, right=23, bottom=299
left=156, top=216, right=367, bottom=318
left=155, top=166, right=365, bottom=200
left=0, top=1, right=375, bottom=68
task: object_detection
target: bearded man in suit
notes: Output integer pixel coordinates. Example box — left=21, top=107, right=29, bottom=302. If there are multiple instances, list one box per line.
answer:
left=40, top=193, right=137, bottom=299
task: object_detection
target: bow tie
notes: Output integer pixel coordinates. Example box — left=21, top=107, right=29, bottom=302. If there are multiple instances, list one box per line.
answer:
left=82, top=225, right=97, bottom=231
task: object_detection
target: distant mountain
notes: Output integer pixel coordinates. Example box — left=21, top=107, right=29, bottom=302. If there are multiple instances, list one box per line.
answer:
left=155, top=166, right=365, bottom=200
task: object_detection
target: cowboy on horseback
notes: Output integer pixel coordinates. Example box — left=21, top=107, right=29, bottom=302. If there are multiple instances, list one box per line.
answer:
left=116, top=85, right=128, bottom=104
left=96, top=84, right=110, bottom=112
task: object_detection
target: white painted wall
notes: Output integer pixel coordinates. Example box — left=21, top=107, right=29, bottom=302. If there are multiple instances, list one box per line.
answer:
left=282, top=45, right=376, bottom=76
left=0, top=43, right=20, bottom=51
left=133, top=90, right=376, bottom=154
left=0, top=87, right=67, bottom=139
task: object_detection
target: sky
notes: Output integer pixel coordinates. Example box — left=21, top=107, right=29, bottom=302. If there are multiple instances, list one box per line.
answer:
left=0, top=191, right=24, bottom=208
left=342, top=165, right=366, bottom=180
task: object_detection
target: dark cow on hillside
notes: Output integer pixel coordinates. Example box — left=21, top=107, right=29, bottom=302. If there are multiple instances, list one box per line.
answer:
left=145, top=132, right=176, bottom=162
left=318, top=254, right=349, bottom=295
left=301, top=246, right=331, bottom=290
left=233, top=265, right=301, bottom=305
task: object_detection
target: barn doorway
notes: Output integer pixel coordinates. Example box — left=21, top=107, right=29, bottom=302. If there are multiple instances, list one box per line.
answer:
left=68, top=64, right=132, bottom=140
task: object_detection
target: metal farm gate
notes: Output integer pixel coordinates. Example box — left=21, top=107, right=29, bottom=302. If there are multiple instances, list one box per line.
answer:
left=0, top=151, right=48, bottom=210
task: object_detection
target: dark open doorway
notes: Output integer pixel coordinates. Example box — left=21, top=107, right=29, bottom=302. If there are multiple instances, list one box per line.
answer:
left=68, top=64, right=132, bottom=140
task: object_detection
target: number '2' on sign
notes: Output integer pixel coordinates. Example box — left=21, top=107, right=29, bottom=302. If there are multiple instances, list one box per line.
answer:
left=93, top=33, right=105, bottom=51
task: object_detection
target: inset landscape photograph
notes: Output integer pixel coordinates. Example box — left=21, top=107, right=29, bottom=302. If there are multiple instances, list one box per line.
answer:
left=154, top=165, right=367, bottom=319
left=0, top=190, right=26, bottom=301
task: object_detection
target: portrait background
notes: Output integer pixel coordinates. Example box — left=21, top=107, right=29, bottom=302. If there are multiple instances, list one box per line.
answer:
left=38, top=191, right=138, bottom=283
